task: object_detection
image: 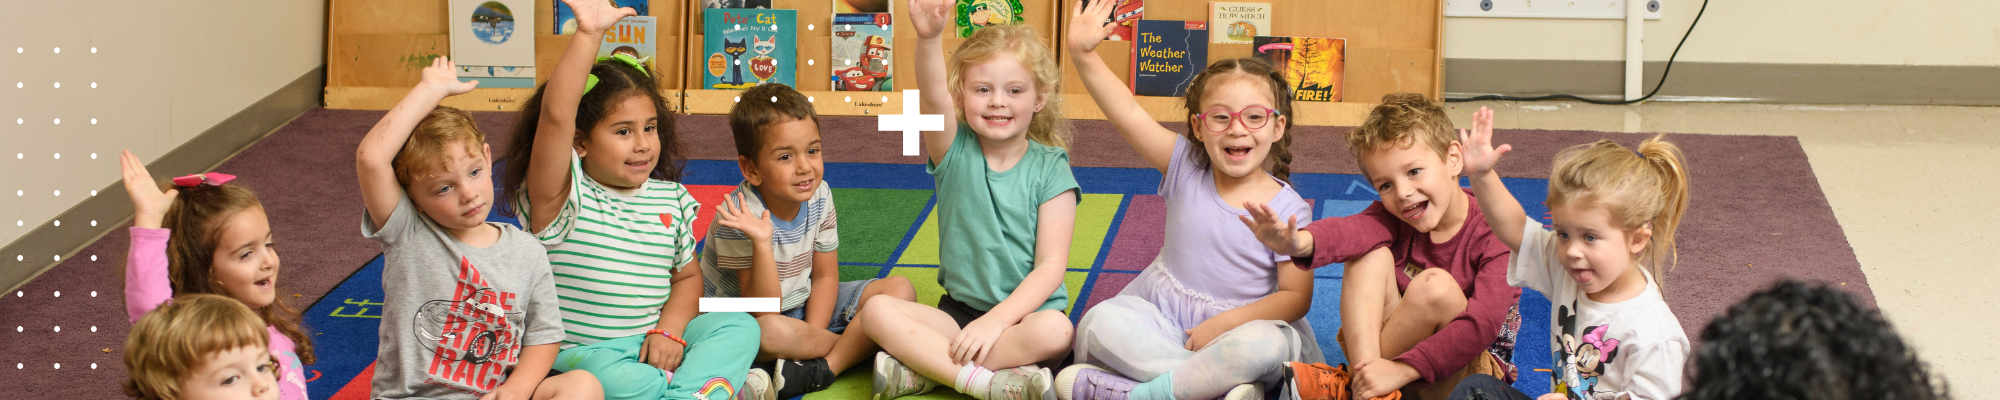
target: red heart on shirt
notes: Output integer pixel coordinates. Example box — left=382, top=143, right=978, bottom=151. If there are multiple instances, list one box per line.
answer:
left=658, top=213, right=673, bottom=229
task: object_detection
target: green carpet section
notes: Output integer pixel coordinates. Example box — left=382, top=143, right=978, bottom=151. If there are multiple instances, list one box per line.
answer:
left=841, top=265, right=883, bottom=283
left=1068, top=194, right=1123, bottom=269
left=833, top=188, right=936, bottom=264
left=896, top=205, right=943, bottom=265
left=891, top=267, right=947, bottom=307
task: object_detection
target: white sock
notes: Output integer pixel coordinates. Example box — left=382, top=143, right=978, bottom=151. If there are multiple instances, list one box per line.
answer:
left=955, top=364, right=996, bottom=396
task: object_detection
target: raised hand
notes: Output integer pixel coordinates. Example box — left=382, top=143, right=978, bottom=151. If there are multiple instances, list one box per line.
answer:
left=419, top=56, right=479, bottom=96
left=120, top=150, right=178, bottom=230
left=1238, top=201, right=1305, bottom=257
left=908, top=0, right=951, bottom=39
left=562, top=0, right=637, bottom=36
left=1066, top=0, right=1119, bottom=54
left=714, top=193, right=773, bottom=243
left=1457, top=106, right=1508, bottom=178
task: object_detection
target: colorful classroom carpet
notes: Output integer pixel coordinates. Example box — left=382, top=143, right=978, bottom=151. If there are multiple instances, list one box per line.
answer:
left=0, top=109, right=1871, bottom=399
left=302, top=158, right=1562, bottom=399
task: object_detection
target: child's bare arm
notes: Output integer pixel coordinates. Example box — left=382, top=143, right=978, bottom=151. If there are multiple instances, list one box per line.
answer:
left=716, top=193, right=782, bottom=317
left=642, top=260, right=702, bottom=371
left=490, top=343, right=558, bottom=399
left=523, top=0, right=637, bottom=232
left=1065, top=0, right=1177, bottom=172
left=1459, top=107, right=1526, bottom=251
left=356, top=56, right=478, bottom=229
left=910, top=0, right=957, bottom=164
left=804, top=250, right=840, bottom=330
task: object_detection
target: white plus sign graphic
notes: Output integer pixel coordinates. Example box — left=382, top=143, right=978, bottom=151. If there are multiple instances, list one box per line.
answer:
left=876, top=89, right=945, bottom=156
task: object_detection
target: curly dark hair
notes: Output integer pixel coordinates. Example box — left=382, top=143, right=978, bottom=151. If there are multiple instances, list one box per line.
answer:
left=1681, top=280, right=1949, bottom=400
left=499, top=58, right=684, bottom=217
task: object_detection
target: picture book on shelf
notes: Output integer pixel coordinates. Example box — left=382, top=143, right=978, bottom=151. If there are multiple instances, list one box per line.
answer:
left=956, top=0, right=1026, bottom=38
left=451, top=0, right=536, bottom=88
left=704, top=0, right=772, bottom=9
left=1130, top=20, right=1206, bottom=97
left=831, top=13, right=894, bottom=92
left=834, top=0, right=889, bottom=13
left=598, top=16, right=657, bottom=72
left=1253, top=36, right=1346, bottom=102
left=555, top=0, right=648, bottom=35
left=703, top=8, right=797, bottom=90
left=1209, top=2, right=1269, bottom=44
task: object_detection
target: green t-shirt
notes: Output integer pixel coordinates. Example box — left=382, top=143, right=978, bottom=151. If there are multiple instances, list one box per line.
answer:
left=926, top=126, right=1079, bottom=312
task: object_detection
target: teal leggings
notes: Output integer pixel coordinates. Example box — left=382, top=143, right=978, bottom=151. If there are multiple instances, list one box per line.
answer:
left=554, top=312, right=760, bottom=400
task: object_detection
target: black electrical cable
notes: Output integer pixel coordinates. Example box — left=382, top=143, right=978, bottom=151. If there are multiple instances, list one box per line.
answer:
left=1444, top=0, right=1709, bottom=104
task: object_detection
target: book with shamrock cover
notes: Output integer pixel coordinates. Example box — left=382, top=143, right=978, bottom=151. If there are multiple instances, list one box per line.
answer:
left=1252, top=36, right=1345, bottom=102
left=598, top=16, right=657, bottom=72
left=1130, top=20, right=1206, bottom=97
left=956, top=0, right=1025, bottom=38
left=703, top=8, right=797, bottom=90
left=831, top=13, right=894, bottom=91
left=451, top=0, right=536, bottom=88
left=1209, top=2, right=1269, bottom=44
left=555, top=0, right=649, bottom=35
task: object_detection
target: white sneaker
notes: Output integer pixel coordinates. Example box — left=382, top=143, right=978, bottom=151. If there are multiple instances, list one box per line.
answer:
left=871, top=352, right=939, bottom=400
left=739, top=368, right=773, bottom=400
left=984, top=366, right=1056, bottom=400
left=1223, top=383, right=1265, bottom=400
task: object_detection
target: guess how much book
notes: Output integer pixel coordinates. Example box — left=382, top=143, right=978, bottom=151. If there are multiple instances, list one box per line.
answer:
left=598, top=16, right=657, bottom=72
left=451, top=0, right=536, bottom=88
left=1131, top=20, right=1207, bottom=97
left=703, top=9, right=798, bottom=90
left=1252, top=36, right=1345, bottom=102
left=1209, top=2, right=1269, bottom=44
left=555, top=0, right=648, bottom=35
left=956, top=0, right=1026, bottom=38
left=831, top=13, right=894, bottom=92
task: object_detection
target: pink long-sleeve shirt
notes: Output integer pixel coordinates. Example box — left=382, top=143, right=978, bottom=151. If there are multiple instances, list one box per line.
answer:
left=125, top=227, right=309, bottom=400
left=1293, top=188, right=1520, bottom=385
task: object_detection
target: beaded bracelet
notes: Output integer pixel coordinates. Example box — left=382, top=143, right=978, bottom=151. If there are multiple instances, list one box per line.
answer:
left=646, top=329, right=688, bottom=347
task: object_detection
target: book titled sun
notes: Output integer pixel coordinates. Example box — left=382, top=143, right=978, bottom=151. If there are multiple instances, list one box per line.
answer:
left=1252, top=36, right=1346, bottom=102
left=1209, top=2, right=1270, bottom=44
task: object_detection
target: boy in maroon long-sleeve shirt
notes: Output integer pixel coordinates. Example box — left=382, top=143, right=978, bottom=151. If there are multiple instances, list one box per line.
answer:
left=1242, top=93, right=1519, bottom=400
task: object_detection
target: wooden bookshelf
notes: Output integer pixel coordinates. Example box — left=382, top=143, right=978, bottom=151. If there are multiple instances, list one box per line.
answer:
left=325, top=0, right=1439, bottom=126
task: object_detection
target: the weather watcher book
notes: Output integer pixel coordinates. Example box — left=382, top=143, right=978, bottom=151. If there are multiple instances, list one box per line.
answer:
left=1252, top=36, right=1346, bottom=102
left=1130, top=20, right=1207, bottom=97
left=703, top=9, right=798, bottom=90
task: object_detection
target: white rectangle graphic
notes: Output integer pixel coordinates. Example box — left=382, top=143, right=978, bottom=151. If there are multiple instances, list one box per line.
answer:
left=700, top=297, right=781, bottom=312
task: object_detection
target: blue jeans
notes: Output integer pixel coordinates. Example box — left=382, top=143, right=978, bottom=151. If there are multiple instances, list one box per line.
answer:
left=776, top=278, right=875, bottom=334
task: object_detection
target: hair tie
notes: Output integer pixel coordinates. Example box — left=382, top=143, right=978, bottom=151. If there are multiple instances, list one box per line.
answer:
left=583, top=53, right=652, bottom=95
left=172, top=172, right=236, bottom=187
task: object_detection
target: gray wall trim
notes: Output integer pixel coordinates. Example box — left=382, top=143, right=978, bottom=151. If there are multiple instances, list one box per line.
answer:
left=1444, top=58, right=2000, bottom=105
left=1, top=65, right=326, bottom=293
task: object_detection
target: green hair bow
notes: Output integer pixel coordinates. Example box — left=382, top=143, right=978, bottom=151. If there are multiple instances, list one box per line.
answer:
left=583, top=53, right=652, bottom=94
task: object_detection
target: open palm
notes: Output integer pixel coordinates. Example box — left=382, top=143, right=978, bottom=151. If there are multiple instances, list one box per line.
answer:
left=1458, top=106, right=1508, bottom=177
left=1066, top=0, right=1119, bottom=53
left=421, top=56, right=479, bottom=95
left=561, top=0, right=637, bottom=36
left=908, top=0, right=951, bottom=38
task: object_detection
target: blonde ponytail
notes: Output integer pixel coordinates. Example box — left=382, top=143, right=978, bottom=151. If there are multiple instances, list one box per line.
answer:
left=1547, top=134, right=1691, bottom=292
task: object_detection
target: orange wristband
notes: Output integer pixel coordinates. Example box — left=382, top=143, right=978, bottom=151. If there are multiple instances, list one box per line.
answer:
left=646, top=329, right=688, bottom=347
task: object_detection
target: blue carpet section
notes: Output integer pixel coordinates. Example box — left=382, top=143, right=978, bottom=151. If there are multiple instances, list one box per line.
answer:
left=299, top=160, right=1560, bottom=397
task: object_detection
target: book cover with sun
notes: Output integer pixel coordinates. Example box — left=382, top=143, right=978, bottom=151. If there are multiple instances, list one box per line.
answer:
left=703, top=8, right=798, bottom=90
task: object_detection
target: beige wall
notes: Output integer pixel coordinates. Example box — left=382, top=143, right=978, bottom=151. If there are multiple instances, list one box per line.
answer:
left=1444, top=0, right=2000, bottom=66
left=0, top=0, right=325, bottom=248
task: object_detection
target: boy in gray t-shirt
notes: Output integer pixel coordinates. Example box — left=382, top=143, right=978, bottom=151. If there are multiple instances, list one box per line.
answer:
left=353, top=57, right=598, bottom=399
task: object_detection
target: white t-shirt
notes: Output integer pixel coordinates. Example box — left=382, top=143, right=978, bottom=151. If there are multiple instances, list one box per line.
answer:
left=1509, top=221, right=1690, bottom=400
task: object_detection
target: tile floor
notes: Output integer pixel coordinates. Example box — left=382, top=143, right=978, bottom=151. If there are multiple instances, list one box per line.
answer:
left=1443, top=100, right=1999, bottom=397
